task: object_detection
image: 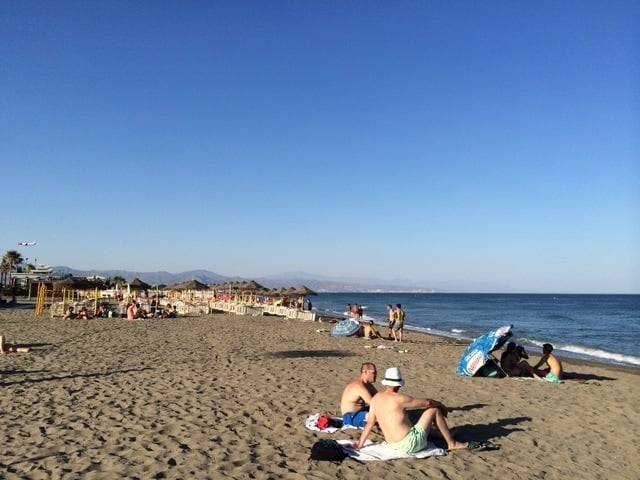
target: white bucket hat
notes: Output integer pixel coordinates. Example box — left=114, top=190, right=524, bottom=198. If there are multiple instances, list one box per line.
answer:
left=381, top=367, right=405, bottom=387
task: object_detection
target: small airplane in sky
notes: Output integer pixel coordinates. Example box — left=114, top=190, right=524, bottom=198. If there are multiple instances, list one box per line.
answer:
left=18, top=241, right=37, bottom=246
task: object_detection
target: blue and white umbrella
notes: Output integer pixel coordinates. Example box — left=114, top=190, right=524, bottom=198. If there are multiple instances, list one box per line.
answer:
left=456, top=325, right=513, bottom=376
left=331, top=319, right=361, bottom=337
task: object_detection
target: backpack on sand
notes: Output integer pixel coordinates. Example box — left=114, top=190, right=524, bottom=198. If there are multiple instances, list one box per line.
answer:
left=309, top=438, right=347, bottom=462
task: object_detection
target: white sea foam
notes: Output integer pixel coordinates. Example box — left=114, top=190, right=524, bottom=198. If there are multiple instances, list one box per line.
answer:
left=314, top=293, right=640, bottom=369
left=520, top=338, right=640, bottom=367
left=560, top=344, right=640, bottom=367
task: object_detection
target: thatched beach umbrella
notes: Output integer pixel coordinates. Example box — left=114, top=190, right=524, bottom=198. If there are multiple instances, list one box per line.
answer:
left=284, top=286, right=298, bottom=297
left=54, top=276, right=93, bottom=290
left=294, top=285, right=317, bottom=296
left=173, top=279, right=210, bottom=291
left=266, top=287, right=286, bottom=297
left=294, top=285, right=317, bottom=310
left=243, top=280, right=265, bottom=291
left=238, top=280, right=265, bottom=303
left=129, top=278, right=151, bottom=290
left=54, top=276, right=98, bottom=314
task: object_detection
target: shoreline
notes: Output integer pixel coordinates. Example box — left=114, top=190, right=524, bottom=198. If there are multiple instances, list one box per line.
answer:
left=406, top=325, right=640, bottom=376
left=4, top=299, right=639, bottom=374
left=358, top=319, right=640, bottom=372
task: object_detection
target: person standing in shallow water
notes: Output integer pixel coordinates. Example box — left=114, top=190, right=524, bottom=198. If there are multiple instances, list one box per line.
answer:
left=392, top=304, right=405, bottom=342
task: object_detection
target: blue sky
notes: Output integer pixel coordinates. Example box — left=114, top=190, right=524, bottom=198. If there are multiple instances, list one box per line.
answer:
left=2, top=1, right=638, bottom=293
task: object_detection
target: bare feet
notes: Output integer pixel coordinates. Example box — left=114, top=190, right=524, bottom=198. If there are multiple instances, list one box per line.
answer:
left=447, top=440, right=469, bottom=451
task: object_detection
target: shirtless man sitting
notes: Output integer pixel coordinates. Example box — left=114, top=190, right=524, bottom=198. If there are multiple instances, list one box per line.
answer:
left=533, top=343, right=563, bottom=383
left=500, top=342, right=541, bottom=378
left=340, top=362, right=378, bottom=428
left=350, top=321, right=383, bottom=339
left=126, top=302, right=144, bottom=320
left=363, top=321, right=383, bottom=339
left=352, top=367, right=468, bottom=454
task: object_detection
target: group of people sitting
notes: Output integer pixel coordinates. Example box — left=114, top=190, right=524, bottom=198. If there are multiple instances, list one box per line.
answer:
left=62, top=306, right=91, bottom=320
left=349, top=320, right=384, bottom=339
left=126, top=302, right=178, bottom=319
left=338, top=345, right=564, bottom=454
left=499, top=342, right=563, bottom=383
left=61, top=303, right=179, bottom=320
left=340, top=362, right=470, bottom=455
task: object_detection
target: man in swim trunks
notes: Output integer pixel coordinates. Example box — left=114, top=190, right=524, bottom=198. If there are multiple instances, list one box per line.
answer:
left=533, top=343, right=564, bottom=383
left=352, top=367, right=468, bottom=453
left=386, top=304, right=396, bottom=339
left=392, top=304, right=405, bottom=342
left=340, top=363, right=378, bottom=427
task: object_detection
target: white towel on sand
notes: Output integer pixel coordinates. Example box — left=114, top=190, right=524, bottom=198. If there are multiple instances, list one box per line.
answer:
left=305, top=413, right=361, bottom=433
left=337, top=439, right=446, bottom=461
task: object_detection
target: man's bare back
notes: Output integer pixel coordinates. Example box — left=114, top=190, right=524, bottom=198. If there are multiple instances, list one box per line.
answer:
left=368, top=389, right=416, bottom=443
left=546, top=353, right=562, bottom=377
left=534, top=344, right=563, bottom=379
left=353, top=367, right=468, bottom=453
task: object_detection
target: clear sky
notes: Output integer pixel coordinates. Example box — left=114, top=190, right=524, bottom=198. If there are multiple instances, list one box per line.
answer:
left=2, top=1, right=639, bottom=293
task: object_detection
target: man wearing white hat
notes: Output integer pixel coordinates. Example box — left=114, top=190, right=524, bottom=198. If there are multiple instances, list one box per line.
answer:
left=352, top=367, right=468, bottom=454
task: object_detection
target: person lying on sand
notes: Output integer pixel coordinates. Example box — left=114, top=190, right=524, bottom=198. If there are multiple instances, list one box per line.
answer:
left=352, top=367, right=469, bottom=453
left=533, top=343, right=564, bottom=383
left=62, top=306, right=77, bottom=319
left=0, top=335, right=30, bottom=354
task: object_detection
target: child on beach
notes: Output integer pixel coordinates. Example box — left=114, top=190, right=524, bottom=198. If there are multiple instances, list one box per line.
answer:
left=533, top=343, right=564, bottom=383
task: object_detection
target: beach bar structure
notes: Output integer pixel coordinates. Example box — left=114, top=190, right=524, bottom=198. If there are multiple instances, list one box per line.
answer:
left=207, top=283, right=340, bottom=322
left=207, top=300, right=340, bottom=322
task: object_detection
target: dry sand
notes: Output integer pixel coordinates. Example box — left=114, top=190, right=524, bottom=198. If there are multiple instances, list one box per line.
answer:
left=1, top=305, right=639, bottom=479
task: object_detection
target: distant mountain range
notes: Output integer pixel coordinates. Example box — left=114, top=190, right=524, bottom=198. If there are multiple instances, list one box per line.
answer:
left=52, top=267, right=444, bottom=293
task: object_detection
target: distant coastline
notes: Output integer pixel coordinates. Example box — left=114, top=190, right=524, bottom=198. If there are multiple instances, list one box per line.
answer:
left=52, top=266, right=447, bottom=293
left=51, top=267, right=639, bottom=295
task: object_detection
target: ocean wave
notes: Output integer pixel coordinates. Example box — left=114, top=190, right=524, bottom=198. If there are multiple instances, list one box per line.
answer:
left=520, top=337, right=640, bottom=367
left=559, top=345, right=640, bottom=367
left=311, top=293, right=640, bottom=369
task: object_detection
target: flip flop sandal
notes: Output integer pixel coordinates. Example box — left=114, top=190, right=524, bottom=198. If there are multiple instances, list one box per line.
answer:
left=467, top=441, right=501, bottom=452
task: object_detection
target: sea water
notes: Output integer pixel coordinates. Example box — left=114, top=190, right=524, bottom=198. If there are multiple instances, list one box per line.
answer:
left=311, top=293, right=640, bottom=368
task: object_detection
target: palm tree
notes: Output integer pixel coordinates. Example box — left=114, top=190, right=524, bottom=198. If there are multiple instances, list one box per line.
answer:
left=108, top=276, right=127, bottom=288
left=1, top=250, right=24, bottom=288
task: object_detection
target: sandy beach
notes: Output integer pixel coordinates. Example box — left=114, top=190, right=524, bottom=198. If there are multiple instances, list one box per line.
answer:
left=1, top=305, right=639, bottom=479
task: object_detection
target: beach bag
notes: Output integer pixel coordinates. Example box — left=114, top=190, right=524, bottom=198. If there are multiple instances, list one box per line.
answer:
left=309, top=439, right=347, bottom=462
